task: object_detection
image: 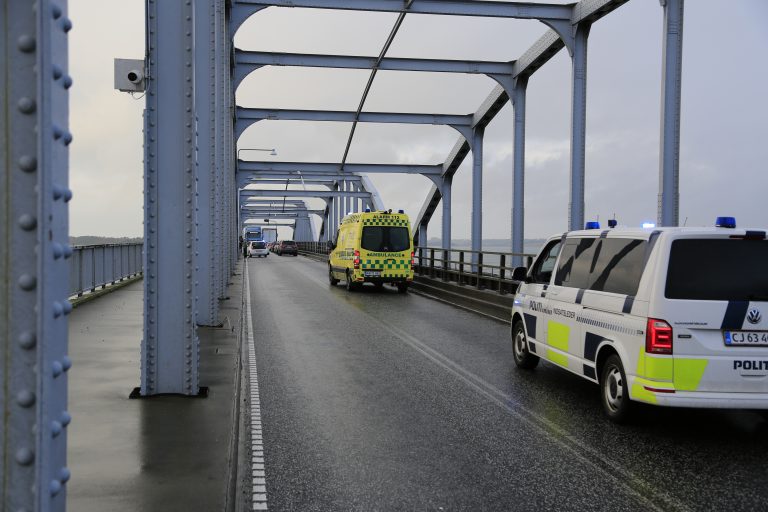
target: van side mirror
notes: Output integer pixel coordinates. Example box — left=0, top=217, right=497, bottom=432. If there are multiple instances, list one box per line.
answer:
left=512, top=266, right=528, bottom=282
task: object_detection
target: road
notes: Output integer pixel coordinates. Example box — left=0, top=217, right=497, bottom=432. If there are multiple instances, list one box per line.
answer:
left=246, top=254, right=768, bottom=511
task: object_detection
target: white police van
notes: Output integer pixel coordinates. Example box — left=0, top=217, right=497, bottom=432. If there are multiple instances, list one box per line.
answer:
left=511, top=217, right=768, bottom=422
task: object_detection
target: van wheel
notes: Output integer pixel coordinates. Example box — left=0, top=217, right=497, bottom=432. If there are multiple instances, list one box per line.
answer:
left=345, top=271, right=357, bottom=292
left=512, top=321, right=539, bottom=369
left=328, top=267, right=339, bottom=286
left=601, top=354, right=632, bottom=423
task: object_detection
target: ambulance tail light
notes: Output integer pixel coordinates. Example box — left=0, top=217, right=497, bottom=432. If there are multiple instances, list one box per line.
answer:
left=646, top=318, right=673, bottom=354
left=410, top=251, right=415, bottom=268
left=353, top=250, right=361, bottom=269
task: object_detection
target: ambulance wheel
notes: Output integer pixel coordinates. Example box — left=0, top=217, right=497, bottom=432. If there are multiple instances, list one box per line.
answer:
left=345, top=271, right=358, bottom=292
left=512, top=321, right=539, bottom=369
left=600, top=354, right=632, bottom=423
left=396, top=283, right=408, bottom=294
left=328, top=267, right=339, bottom=286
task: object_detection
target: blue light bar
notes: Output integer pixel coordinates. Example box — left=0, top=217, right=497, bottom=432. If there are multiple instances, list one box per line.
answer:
left=364, top=208, right=371, bottom=213
left=398, top=209, right=404, bottom=214
left=608, top=219, right=618, bottom=228
left=585, top=221, right=600, bottom=230
left=716, top=216, right=736, bottom=228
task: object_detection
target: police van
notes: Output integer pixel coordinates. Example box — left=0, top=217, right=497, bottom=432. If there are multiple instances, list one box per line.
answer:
left=510, top=217, right=768, bottom=422
left=328, top=209, right=414, bottom=293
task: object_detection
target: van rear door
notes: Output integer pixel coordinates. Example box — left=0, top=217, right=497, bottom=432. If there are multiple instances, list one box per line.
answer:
left=660, top=235, right=768, bottom=393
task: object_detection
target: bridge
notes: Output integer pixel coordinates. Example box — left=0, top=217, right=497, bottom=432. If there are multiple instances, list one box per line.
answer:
left=2, top=1, right=766, bottom=511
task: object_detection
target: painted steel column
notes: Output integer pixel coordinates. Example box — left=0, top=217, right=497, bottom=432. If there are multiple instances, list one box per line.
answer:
left=658, top=0, right=684, bottom=227
left=568, top=24, right=591, bottom=231
left=471, top=127, right=485, bottom=267
left=194, top=0, right=218, bottom=326
left=143, top=0, right=199, bottom=396
left=214, top=0, right=225, bottom=298
left=352, top=183, right=359, bottom=213
left=511, top=79, right=528, bottom=267
left=441, top=176, right=452, bottom=250
left=418, top=223, right=428, bottom=248
left=343, top=180, right=349, bottom=217
left=1, top=2, right=72, bottom=509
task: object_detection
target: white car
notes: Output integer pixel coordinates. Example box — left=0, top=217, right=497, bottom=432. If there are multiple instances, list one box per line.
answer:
left=511, top=217, right=768, bottom=422
left=248, top=240, right=269, bottom=258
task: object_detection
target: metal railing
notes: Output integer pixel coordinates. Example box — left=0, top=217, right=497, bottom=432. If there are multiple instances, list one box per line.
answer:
left=415, top=247, right=535, bottom=295
left=297, top=241, right=331, bottom=256
left=70, top=243, right=143, bottom=297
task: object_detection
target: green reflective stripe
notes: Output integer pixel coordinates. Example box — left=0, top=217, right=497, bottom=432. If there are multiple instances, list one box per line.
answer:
left=674, top=359, right=708, bottom=391
left=547, top=321, right=570, bottom=352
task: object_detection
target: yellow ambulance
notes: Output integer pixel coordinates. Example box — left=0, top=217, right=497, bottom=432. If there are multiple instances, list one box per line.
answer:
left=328, top=209, right=414, bottom=293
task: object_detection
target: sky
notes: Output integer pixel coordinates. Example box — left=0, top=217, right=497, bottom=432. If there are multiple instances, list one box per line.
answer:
left=69, top=0, right=768, bottom=242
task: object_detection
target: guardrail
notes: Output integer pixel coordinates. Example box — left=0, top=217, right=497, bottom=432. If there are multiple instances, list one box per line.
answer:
left=415, top=247, right=535, bottom=295
left=297, top=242, right=534, bottom=295
left=70, top=243, right=143, bottom=297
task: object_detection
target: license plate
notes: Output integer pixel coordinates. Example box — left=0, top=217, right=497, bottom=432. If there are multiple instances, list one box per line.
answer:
left=724, top=331, right=768, bottom=346
left=364, top=270, right=381, bottom=278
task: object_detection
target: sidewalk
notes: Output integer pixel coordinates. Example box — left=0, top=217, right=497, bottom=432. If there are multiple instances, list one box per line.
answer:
left=66, top=263, right=245, bottom=512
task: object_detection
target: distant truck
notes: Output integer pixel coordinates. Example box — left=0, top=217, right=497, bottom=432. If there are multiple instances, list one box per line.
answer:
left=242, top=226, right=263, bottom=242
left=261, top=227, right=278, bottom=244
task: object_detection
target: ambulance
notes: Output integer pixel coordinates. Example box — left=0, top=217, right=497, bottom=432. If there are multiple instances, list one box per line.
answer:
left=510, top=217, right=768, bottom=422
left=328, top=209, right=414, bottom=293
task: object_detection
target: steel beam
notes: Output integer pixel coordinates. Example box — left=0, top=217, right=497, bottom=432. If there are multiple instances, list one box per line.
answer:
left=658, top=0, right=684, bottom=227
left=471, top=128, right=484, bottom=266
left=234, top=50, right=515, bottom=88
left=238, top=161, right=443, bottom=175
left=143, top=0, right=199, bottom=396
left=242, top=189, right=371, bottom=199
left=243, top=173, right=363, bottom=182
left=568, top=24, right=590, bottom=231
left=442, top=177, right=453, bottom=251
left=235, top=107, right=473, bottom=140
left=194, top=0, right=219, bottom=327
left=1, top=2, right=72, bottom=510
left=234, top=0, right=573, bottom=19
left=511, top=79, right=528, bottom=267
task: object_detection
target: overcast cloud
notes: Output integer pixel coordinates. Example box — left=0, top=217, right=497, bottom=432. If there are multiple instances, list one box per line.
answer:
left=69, top=0, right=768, bottom=242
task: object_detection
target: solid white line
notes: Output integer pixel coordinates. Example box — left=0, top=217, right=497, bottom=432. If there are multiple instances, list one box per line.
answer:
left=245, top=263, right=268, bottom=510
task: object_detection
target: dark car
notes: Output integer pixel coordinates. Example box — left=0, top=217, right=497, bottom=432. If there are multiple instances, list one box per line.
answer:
left=277, top=240, right=298, bottom=256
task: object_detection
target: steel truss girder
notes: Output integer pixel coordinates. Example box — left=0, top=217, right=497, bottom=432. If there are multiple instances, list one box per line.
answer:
left=1, top=2, right=72, bottom=510
left=243, top=174, right=363, bottom=182
left=233, top=50, right=515, bottom=89
left=241, top=189, right=371, bottom=199
left=235, top=107, right=473, bottom=140
left=238, top=161, right=443, bottom=175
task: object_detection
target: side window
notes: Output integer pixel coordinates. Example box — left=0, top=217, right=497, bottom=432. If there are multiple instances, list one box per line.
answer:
left=531, top=240, right=562, bottom=284
left=589, top=239, right=647, bottom=296
left=555, top=238, right=598, bottom=289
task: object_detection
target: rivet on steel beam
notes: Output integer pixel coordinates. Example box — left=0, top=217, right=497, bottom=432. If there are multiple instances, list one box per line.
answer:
left=50, top=479, right=62, bottom=496
left=62, top=355, right=72, bottom=371
left=18, top=97, right=36, bottom=114
left=18, top=155, right=37, bottom=172
left=64, top=189, right=73, bottom=202
left=63, top=244, right=73, bottom=259
left=60, top=467, right=71, bottom=483
left=16, top=390, right=36, bottom=408
left=52, top=242, right=64, bottom=259
left=17, top=35, right=36, bottom=52
left=53, top=302, right=64, bottom=318
left=53, top=65, right=63, bottom=79
left=15, top=447, right=34, bottom=466
left=53, top=185, right=64, bottom=200
left=60, top=17, right=73, bottom=32
left=62, top=300, right=73, bottom=315
left=18, top=331, right=36, bottom=350
left=52, top=360, right=63, bottom=377
left=18, top=274, right=37, bottom=291
left=53, top=126, right=63, bottom=140
left=52, top=4, right=63, bottom=19
left=18, top=214, right=37, bottom=230
left=63, top=75, right=73, bottom=89
left=63, top=132, right=73, bottom=146
left=61, top=411, right=72, bottom=426
left=51, top=420, right=63, bottom=437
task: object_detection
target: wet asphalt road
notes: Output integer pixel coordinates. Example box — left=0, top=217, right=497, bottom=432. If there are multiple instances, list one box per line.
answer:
left=246, top=254, right=768, bottom=512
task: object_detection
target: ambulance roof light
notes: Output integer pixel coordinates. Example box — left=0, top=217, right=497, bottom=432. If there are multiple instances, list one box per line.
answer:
left=364, top=208, right=371, bottom=213
left=398, top=209, right=404, bottom=214
left=716, top=216, right=736, bottom=228
left=585, top=221, right=600, bottom=230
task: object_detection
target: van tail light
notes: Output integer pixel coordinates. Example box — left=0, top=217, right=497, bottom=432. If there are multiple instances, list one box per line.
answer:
left=353, top=250, right=361, bottom=269
left=646, top=318, right=673, bottom=354
left=410, top=251, right=415, bottom=269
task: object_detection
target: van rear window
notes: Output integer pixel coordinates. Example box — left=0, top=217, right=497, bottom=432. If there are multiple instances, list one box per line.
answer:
left=361, top=227, right=410, bottom=253
left=251, top=242, right=266, bottom=249
left=665, top=239, right=768, bottom=300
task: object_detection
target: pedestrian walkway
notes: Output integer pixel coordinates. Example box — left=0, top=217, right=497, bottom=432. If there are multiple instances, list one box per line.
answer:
left=66, top=263, right=245, bottom=512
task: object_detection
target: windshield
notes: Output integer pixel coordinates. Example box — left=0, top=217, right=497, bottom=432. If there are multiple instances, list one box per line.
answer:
left=361, top=226, right=410, bottom=253
left=282, top=240, right=296, bottom=246
left=251, top=242, right=266, bottom=249
left=665, top=238, right=768, bottom=300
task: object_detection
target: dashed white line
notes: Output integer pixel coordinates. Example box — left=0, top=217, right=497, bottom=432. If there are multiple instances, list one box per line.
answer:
left=245, top=264, right=268, bottom=511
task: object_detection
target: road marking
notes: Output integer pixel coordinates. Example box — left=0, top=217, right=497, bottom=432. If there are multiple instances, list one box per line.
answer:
left=245, top=264, right=268, bottom=511
left=291, top=257, right=688, bottom=512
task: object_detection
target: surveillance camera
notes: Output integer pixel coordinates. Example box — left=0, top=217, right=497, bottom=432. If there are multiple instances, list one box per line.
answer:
left=127, top=69, right=144, bottom=84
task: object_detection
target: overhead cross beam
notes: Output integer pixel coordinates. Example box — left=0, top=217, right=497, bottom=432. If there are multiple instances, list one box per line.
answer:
left=241, top=189, right=372, bottom=199
left=238, top=161, right=444, bottom=176
left=242, top=173, right=364, bottom=182
left=235, top=107, right=473, bottom=140
left=234, top=51, right=516, bottom=89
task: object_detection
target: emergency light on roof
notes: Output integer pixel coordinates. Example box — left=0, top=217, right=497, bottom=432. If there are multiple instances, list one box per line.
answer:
left=364, top=208, right=371, bottom=213
left=716, top=216, right=736, bottom=228
left=608, top=219, right=618, bottom=228
left=642, top=222, right=656, bottom=229
left=585, top=221, right=600, bottom=230
left=398, top=209, right=404, bottom=214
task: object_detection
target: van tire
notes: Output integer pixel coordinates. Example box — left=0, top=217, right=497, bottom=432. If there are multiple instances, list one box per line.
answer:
left=512, top=321, right=539, bottom=369
left=600, top=354, right=632, bottom=423
left=328, top=267, right=339, bottom=286
left=345, top=271, right=357, bottom=292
